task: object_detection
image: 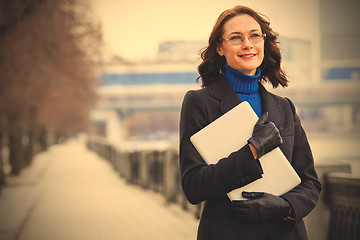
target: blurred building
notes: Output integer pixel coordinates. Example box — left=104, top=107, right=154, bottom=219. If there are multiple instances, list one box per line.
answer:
left=91, top=0, right=360, bottom=148
left=279, top=37, right=313, bottom=85
left=319, top=0, right=360, bottom=82
left=90, top=58, right=200, bottom=150
left=158, top=40, right=206, bottom=62
left=295, top=0, right=360, bottom=135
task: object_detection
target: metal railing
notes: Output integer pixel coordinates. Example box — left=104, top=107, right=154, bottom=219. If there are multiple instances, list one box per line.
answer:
left=86, top=139, right=360, bottom=239
left=325, top=172, right=360, bottom=240
left=86, top=139, right=202, bottom=218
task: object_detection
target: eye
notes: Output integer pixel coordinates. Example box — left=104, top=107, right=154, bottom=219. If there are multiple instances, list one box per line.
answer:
left=250, top=33, right=261, bottom=38
left=229, top=35, right=242, bottom=40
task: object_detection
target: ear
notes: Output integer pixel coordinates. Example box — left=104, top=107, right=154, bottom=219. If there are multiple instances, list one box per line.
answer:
left=217, top=45, right=224, bottom=56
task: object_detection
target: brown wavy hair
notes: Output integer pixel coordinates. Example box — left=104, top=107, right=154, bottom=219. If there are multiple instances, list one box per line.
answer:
left=197, top=5, right=288, bottom=88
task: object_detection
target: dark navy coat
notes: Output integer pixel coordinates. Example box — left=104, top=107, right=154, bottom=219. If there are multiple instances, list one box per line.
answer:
left=179, top=75, right=321, bottom=240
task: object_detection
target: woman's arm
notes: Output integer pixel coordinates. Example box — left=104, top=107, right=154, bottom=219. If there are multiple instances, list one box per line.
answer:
left=179, top=90, right=263, bottom=204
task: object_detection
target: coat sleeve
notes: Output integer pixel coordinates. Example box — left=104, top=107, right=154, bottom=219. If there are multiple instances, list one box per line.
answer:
left=281, top=98, right=322, bottom=221
left=179, top=90, right=263, bottom=205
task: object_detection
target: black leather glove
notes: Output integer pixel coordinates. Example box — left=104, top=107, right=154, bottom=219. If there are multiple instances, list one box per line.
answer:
left=248, top=112, right=283, bottom=158
left=230, top=192, right=291, bottom=223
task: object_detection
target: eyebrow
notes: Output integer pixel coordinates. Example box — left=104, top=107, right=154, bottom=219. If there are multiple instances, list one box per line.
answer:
left=229, top=29, right=261, bottom=35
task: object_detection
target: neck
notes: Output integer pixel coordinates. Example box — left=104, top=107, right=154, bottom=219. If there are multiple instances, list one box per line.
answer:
left=224, top=64, right=261, bottom=94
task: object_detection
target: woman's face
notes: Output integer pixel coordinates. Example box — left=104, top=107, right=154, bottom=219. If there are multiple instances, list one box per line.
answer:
left=218, top=14, right=264, bottom=76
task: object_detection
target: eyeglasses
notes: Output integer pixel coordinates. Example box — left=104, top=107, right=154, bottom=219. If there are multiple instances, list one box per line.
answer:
left=220, top=33, right=266, bottom=45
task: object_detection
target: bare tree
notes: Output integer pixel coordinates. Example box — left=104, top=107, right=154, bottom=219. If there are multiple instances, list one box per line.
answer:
left=0, top=0, right=101, bottom=178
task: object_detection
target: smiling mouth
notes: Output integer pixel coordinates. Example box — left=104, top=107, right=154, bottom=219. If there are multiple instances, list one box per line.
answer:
left=240, top=54, right=256, bottom=58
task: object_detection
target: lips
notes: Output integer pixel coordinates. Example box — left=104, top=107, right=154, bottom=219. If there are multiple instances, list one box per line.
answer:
left=240, top=54, right=256, bottom=58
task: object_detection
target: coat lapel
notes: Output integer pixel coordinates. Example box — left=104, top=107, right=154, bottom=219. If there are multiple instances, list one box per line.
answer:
left=208, top=75, right=241, bottom=114
left=259, top=84, right=284, bottom=127
left=207, top=76, right=284, bottom=127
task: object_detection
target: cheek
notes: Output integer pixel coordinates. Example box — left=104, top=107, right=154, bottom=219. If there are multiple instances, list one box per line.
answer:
left=222, top=47, right=231, bottom=56
left=258, top=46, right=265, bottom=61
left=223, top=47, right=238, bottom=60
left=260, top=52, right=264, bottom=61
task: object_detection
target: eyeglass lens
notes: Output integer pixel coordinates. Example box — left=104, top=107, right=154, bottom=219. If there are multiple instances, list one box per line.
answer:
left=229, top=34, right=264, bottom=45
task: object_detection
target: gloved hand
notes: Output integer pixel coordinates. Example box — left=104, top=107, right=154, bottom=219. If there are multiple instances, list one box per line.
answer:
left=230, top=192, right=291, bottom=223
left=248, top=112, right=283, bottom=159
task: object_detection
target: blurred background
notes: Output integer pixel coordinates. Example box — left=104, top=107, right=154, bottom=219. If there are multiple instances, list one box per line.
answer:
left=89, top=0, right=360, bottom=167
left=0, top=0, right=359, bottom=239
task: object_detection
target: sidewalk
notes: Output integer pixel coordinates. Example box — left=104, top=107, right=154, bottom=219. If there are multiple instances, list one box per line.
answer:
left=0, top=140, right=198, bottom=240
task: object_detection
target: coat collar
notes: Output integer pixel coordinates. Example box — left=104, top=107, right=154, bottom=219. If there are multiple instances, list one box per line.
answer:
left=208, top=75, right=241, bottom=114
left=207, top=75, right=284, bottom=126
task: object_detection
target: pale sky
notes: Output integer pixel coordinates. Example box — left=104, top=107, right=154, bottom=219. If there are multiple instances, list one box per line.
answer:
left=90, top=0, right=320, bottom=61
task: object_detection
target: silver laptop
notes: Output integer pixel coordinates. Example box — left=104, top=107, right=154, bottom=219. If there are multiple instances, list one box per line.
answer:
left=190, top=101, right=301, bottom=200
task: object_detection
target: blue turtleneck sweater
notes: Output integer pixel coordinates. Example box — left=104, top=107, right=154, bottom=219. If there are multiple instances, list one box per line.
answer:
left=224, top=64, right=263, bottom=117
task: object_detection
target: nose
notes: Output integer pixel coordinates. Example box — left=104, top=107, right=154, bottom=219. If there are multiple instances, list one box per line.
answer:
left=241, top=36, right=253, bottom=49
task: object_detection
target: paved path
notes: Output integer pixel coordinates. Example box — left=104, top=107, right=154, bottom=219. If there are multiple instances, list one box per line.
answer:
left=0, top=140, right=198, bottom=240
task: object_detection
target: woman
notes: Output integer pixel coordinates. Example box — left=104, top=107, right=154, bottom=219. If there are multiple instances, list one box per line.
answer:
left=179, top=5, right=321, bottom=240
